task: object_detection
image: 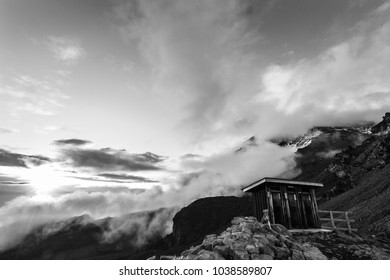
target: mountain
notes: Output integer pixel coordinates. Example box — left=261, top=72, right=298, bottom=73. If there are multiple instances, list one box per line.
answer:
left=2, top=113, right=390, bottom=259
left=0, top=208, right=177, bottom=260
left=235, top=113, right=390, bottom=237
left=0, top=196, right=253, bottom=260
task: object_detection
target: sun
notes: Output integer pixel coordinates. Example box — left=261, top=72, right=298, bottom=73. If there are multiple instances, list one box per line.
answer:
left=11, top=164, right=75, bottom=194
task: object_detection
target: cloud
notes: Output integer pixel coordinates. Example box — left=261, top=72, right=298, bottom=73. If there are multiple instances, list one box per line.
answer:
left=114, top=0, right=266, bottom=149
left=98, top=173, right=158, bottom=183
left=47, top=37, right=86, bottom=63
left=0, top=75, right=69, bottom=116
left=0, top=149, right=28, bottom=167
left=0, top=149, right=50, bottom=168
left=0, top=185, right=178, bottom=251
left=253, top=1, right=390, bottom=135
left=0, top=128, right=18, bottom=134
left=53, top=139, right=92, bottom=146
left=59, top=147, right=164, bottom=171
left=113, top=0, right=390, bottom=153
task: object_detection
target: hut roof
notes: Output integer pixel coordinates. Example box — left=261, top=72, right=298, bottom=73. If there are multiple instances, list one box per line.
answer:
left=242, top=177, right=323, bottom=192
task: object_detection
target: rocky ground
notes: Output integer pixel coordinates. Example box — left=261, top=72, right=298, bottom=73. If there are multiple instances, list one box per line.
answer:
left=150, top=216, right=390, bottom=260
left=151, top=216, right=328, bottom=260
left=293, top=230, right=390, bottom=260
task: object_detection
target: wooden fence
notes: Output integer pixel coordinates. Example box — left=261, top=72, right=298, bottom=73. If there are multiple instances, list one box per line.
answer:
left=318, top=210, right=357, bottom=233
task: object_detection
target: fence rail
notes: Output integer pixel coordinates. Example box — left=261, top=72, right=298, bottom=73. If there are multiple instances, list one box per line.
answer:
left=318, top=210, right=357, bottom=233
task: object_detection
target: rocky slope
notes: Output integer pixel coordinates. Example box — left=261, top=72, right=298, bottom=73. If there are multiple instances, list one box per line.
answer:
left=153, top=216, right=390, bottom=260
left=175, top=216, right=328, bottom=260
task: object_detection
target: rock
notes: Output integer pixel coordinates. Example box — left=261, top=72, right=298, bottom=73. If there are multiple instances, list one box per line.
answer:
left=254, top=234, right=270, bottom=245
left=223, top=237, right=235, bottom=246
left=245, top=244, right=260, bottom=255
left=147, top=255, right=156, bottom=260
left=183, top=254, right=197, bottom=260
left=220, top=231, right=231, bottom=238
left=291, top=249, right=305, bottom=260
left=265, top=233, right=280, bottom=245
left=252, top=221, right=264, bottom=232
left=232, top=249, right=250, bottom=260
left=251, top=254, right=273, bottom=260
left=245, top=216, right=258, bottom=222
left=182, top=245, right=202, bottom=256
left=284, top=238, right=295, bottom=249
left=291, top=242, right=304, bottom=251
left=160, top=255, right=175, bottom=260
left=195, top=250, right=225, bottom=260
left=232, top=217, right=246, bottom=225
left=271, top=245, right=291, bottom=259
left=232, top=232, right=252, bottom=240
left=259, top=245, right=275, bottom=258
left=230, top=240, right=247, bottom=251
left=202, top=234, right=222, bottom=250
left=301, top=244, right=327, bottom=260
left=271, top=224, right=293, bottom=238
left=241, top=225, right=253, bottom=235
left=214, top=245, right=230, bottom=258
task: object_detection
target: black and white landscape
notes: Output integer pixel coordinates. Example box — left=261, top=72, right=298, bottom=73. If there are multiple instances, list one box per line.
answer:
left=1, top=0, right=390, bottom=260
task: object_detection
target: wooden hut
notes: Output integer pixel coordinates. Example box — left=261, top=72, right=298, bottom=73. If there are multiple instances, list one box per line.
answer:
left=242, top=177, right=322, bottom=229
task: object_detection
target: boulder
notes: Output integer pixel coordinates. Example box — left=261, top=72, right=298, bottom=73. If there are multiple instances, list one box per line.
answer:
left=223, top=237, right=235, bottom=246
left=160, top=255, right=175, bottom=260
left=213, top=245, right=230, bottom=258
left=259, top=245, right=275, bottom=258
left=251, top=254, right=273, bottom=260
left=265, top=233, right=280, bottom=245
left=230, top=240, right=247, bottom=251
left=231, top=217, right=246, bottom=225
left=271, top=224, right=292, bottom=238
left=291, top=249, right=305, bottom=260
left=195, top=250, right=225, bottom=260
left=232, top=249, right=250, bottom=260
left=245, top=244, right=260, bottom=255
left=301, top=244, right=327, bottom=260
left=253, top=234, right=270, bottom=245
left=271, top=245, right=291, bottom=260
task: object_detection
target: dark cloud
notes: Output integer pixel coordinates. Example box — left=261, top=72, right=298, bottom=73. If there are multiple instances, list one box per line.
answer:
left=68, top=173, right=158, bottom=184
left=53, top=139, right=92, bottom=146
left=98, top=173, right=158, bottom=183
left=0, top=149, right=50, bottom=168
left=60, top=147, right=164, bottom=171
left=0, top=128, right=16, bottom=134
left=0, top=149, right=27, bottom=167
left=52, top=186, right=146, bottom=196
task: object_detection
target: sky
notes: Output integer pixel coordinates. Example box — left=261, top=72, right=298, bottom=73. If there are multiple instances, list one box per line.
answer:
left=1, top=0, right=390, bottom=250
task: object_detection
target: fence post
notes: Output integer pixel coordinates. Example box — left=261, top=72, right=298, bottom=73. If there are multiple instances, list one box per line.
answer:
left=330, top=211, right=335, bottom=229
left=345, top=212, right=352, bottom=234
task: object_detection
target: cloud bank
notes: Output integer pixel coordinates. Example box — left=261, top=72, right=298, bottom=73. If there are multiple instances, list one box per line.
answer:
left=115, top=0, right=390, bottom=151
left=59, top=147, right=164, bottom=172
